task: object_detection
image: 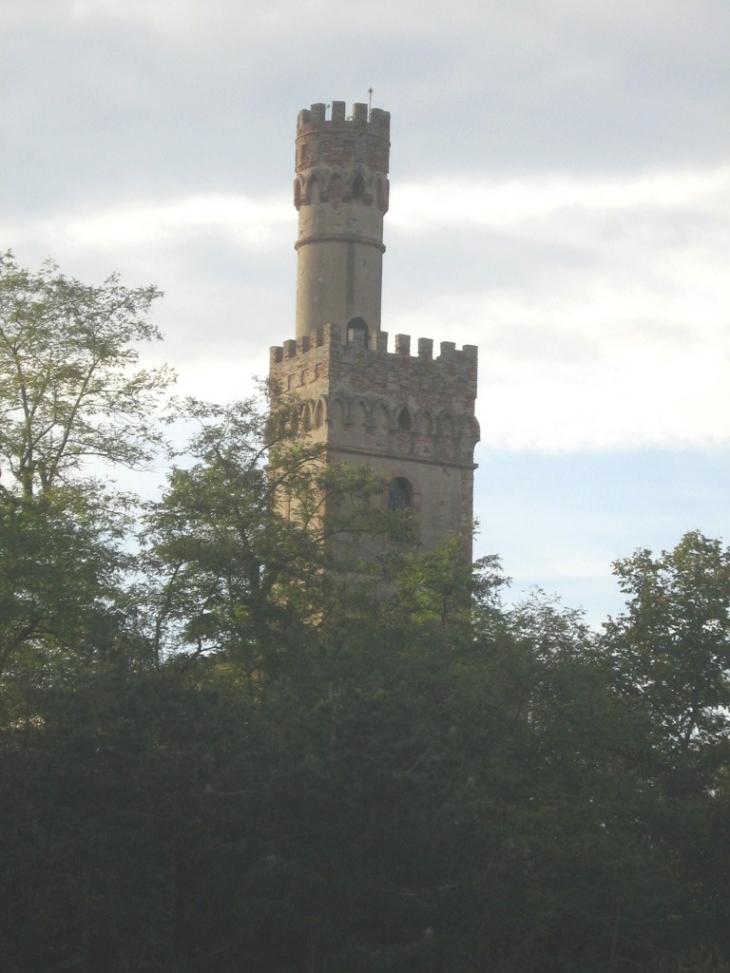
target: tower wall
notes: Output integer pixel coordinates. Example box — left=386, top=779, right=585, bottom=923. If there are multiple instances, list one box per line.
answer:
left=294, top=101, right=390, bottom=340
left=270, top=325, right=479, bottom=551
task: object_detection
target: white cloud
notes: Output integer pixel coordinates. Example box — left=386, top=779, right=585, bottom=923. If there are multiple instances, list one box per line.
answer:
left=481, top=350, right=730, bottom=453
left=63, top=195, right=293, bottom=249
left=391, top=167, right=730, bottom=231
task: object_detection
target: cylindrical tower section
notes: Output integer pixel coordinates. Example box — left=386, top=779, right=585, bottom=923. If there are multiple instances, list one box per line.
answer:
left=294, top=100, right=390, bottom=341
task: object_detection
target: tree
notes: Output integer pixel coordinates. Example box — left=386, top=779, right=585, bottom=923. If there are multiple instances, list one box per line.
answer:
left=602, top=530, right=730, bottom=781
left=142, top=395, right=391, bottom=666
left=0, top=251, right=171, bottom=498
left=596, top=532, right=730, bottom=965
left=0, top=254, right=170, bottom=707
left=0, top=486, right=138, bottom=704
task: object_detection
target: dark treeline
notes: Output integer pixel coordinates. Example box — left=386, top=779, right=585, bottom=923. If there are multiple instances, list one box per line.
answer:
left=3, top=253, right=730, bottom=973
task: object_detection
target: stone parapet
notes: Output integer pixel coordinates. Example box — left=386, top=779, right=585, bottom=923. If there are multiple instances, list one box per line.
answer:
left=296, top=101, right=390, bottom=143
left=270, top=323, right=478, bottom=412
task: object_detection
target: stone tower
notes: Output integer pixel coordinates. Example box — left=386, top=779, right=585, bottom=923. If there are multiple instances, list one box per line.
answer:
left=293, top=100, right=389, bottom=340
left=270, top=100, right=479, bottom=553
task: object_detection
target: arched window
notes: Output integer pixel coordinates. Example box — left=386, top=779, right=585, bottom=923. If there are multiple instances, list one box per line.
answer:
left=328, top=173, right=344, bottom=199
left=376, top=177, right=389, bottom=211
left=388, top=477, right=412, bottom=512
left=346, top=317, right=369, bottom=347
left=397, top=407, right=412, bottom=432
left=417, top=409, right=433, bottom=435
left=351, top=174, right=366, bottom=199
left=329, top=397, right=347, bottom=428
left=306, top=174, right=320, bottom=204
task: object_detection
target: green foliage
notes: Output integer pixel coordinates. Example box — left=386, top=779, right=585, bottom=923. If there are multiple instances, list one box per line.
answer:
left=0, top=251, right=171, bottom=497
left=602, top=531, right=730, bottom=775
left=0, top=253, right=167, bottom=718
left=594, top=532, right=730, bottom=964
left=0, top=488, right=136, bottom=707
left=5, top=257, right=730, bottom=971
left=142, top=395, right=391, bottom=666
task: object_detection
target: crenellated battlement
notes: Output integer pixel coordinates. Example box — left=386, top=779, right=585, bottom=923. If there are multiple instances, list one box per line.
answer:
left=295, top=102, right=390, bottom=196
left=297, top=101, right=390, bottom=138
left=270, top=323, right=478, bottom=415
left=271, top=323, right=477, bottom=371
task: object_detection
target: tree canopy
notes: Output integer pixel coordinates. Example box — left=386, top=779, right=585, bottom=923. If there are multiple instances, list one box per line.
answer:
left=2, top=256, right=730, bottom=973
left=0, top=251, right=171, bottom=497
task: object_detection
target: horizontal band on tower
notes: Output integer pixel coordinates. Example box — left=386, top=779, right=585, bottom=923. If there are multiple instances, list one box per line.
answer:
left=294, top=233, right=386, bottom=253
left=323, top=443, right=479, bottom=473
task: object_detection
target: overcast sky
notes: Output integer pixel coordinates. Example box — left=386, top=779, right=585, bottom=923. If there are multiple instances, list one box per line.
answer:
left=3, top=0, right=730, bottom=622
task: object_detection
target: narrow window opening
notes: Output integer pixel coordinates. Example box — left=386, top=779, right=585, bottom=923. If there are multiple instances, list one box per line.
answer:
left=307, top=174, right=320, bottom=204
left=346, top=317, right=369, bottom=347
left=388, top=477, right=412, bottom=513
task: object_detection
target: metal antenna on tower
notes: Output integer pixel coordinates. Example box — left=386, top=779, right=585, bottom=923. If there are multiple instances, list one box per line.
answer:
left=368, top=88, right=373, bottom=118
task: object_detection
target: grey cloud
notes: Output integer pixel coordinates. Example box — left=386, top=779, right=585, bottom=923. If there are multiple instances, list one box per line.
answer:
left=4, top=0, right=730, bottom=230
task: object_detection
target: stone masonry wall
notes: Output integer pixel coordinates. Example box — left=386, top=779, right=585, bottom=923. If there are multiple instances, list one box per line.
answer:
left=270, top=323, right=479, bottom=551
left=293, top=102, right=390, bottom=339
left=271, top=324, right=477, bottom=406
